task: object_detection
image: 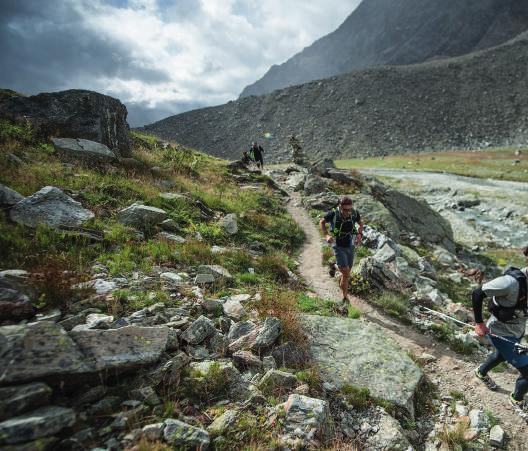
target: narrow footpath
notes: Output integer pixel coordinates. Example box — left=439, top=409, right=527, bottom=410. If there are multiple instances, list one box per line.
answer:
left=285, top=190, right=528, bottom=449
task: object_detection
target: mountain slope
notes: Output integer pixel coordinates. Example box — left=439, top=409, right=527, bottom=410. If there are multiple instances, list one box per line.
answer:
left=240, top=0, right=528, bottom=97
left=143, top=32, right=528, bottom=162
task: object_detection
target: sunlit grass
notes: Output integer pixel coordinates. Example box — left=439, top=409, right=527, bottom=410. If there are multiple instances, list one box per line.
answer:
left=336, top=147, right=528, bottom=182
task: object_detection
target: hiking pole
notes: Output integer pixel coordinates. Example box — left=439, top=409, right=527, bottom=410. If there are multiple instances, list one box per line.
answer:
left=418, top=306, right=528, bottom=354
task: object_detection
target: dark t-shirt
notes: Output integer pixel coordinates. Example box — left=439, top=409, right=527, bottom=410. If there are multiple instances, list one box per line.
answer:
left=250, top=145, right=263, bottom=160
left=324, top=208, right=361, bottom=247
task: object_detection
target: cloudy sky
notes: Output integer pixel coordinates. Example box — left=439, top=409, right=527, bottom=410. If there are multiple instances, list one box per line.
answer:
left=0, top=0, right=360, bottom=126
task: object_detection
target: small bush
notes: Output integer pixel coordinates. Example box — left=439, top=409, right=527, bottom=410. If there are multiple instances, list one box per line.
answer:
left=484, top=409, right=499, bottom=428
left=256, top=254, right=290, bottom=283
left=186, top=362, right=231, bottom=404
left=348, top=273, right=370, bottom=296
left=30, top=261, right=92, bottom=311
left=372, top=290, right=409, bottom=319
left=341, top=384, right=371, bottom=410
left=437, top=421, right=471, bottom=450
left=295, top=367, right=324, bottom=394
left=237, top=272, right=260, bottom=285
left=252, top=289, right=307, bottom=349
left=347, top=305, right=361, bottom=319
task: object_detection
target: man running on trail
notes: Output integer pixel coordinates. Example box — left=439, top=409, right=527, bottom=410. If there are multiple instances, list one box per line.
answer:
left=319, top=196, right=363, bottom=306
left=472, top=266, right=528, bottom=414
left=250, top=142, right=264, bottom=170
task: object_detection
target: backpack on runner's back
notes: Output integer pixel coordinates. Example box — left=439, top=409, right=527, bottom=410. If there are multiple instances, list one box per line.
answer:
left=487, top=267, right=528, bottom=322
left=331, top=207, right=359, bottom=238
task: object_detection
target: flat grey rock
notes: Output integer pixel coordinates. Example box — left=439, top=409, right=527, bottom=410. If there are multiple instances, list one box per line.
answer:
left=9, top=186, right=94, bottom=228
left=51, top=137, right=117, bottom=163
left=0, top=405, right=75, bottom=445
left=70, top=325, right=170, bottom=371
left=0, top=321, right=91, bottom=385
left=301, top=314, right=422, bottom=416
left=117, top=203, right=167, bottom=229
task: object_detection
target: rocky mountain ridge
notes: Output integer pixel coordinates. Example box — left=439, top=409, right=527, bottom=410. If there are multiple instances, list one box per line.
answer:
left=241, top=0, right=528, bottom=97
left=144, top=31, right=528, bottom=162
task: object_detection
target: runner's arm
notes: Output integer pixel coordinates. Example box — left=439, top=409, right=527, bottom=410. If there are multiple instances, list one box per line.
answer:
left=472, top=287, right=487, bottom=323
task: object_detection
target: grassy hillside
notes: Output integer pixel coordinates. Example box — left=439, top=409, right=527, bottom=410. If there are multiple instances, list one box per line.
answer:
left=336, top=147, right=528, bottom=182
left=0, top=120, right=307, bottom=317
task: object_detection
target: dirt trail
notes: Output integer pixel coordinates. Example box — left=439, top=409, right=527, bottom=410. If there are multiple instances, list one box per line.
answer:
left=285, top=191, right=527, bottom=449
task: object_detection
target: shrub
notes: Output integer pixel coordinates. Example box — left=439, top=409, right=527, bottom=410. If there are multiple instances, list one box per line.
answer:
left=256, top=254, right=290, bottom=283
left=252, top=289, right=307, bottom=349
left=186, top=362, right=231, bottom=404
left=371, top=290, right=409, bottom=319
left=341, top=384, right=371, bottom=410
left=295, top=367, right=324, bottom=394
left=348, top=273, right=370, bottom=296
left=437, top=421, right=471, bottom=450
left=237, top=272, right=260, bottom=285
left=347, top=305, right=361, bottom=319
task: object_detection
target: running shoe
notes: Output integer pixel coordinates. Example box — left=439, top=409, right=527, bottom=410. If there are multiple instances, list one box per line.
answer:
left=474, top=367, right=498, bottom=391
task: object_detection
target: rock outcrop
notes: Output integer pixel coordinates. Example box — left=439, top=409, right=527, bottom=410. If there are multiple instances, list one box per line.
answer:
left=0, top=89, right=132, bottom=157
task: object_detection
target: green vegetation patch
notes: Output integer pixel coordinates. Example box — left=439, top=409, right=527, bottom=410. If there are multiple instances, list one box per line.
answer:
left=336, top=147, right=528, bottom=183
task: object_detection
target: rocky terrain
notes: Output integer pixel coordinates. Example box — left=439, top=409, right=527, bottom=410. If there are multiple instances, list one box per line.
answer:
left=1, top=90, right=526, bottom=450
left=143, top=31, right=528, bottom=163
left=362, top=169, right=528, bottom=251
left=241, top=0, right=528, bottom=97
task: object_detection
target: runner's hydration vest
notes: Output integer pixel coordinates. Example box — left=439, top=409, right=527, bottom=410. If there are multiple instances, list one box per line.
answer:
left=330, top=208, right=359, bottom=238
left=488, top=267, right=528, bottom=322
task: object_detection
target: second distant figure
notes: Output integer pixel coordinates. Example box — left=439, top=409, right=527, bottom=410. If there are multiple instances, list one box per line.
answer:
left=250, top=141, right=264, bottom=170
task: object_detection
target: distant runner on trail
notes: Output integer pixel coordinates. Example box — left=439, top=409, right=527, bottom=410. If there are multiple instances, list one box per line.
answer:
left=319, top=196, right=363, bottom=307
left=472, top=266, right=528, bottom=416
left=249, top=142, right=264, bottom=170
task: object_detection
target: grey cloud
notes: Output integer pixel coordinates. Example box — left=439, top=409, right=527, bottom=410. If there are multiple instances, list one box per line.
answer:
left=0, top=0, right=170, bottom=95
left=126, top=99, right=207, bottom=128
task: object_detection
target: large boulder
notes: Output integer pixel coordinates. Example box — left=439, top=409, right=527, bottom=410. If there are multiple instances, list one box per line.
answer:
left=302, top=192, right=339, bottom=211
left=51, top=137, right=118, bottom=164
left=0, top=89, right=132, bottom=157
left=9, top=186, right=94, bottom=228
left=70, top=325, right=170, bottom=372
left=352, top=193, right=400, bottom=239
left=0, top=321, right=91, bottom=385
left=303, top=174, right=329, bottom=195
left=301, top=315, right=422, bottom=416
left=0, top=183, right=24, bottom=208
left=0, top=406, right=76, bottom=445
left=370, top=181, right=455, bottom=251
left=117, top=203, right=167, bottom=229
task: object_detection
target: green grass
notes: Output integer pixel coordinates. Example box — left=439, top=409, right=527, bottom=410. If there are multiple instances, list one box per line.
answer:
left=482, top=248, right=527, bottom=269
left=297, top=293, right=336, bottom=316
left=367, top=290, right=409, bottom=320
left=1, top=120, right=306, bottom=318
left=336, top=147, right=528, bottom=182
left=490, top=362, right=508, bottom=373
